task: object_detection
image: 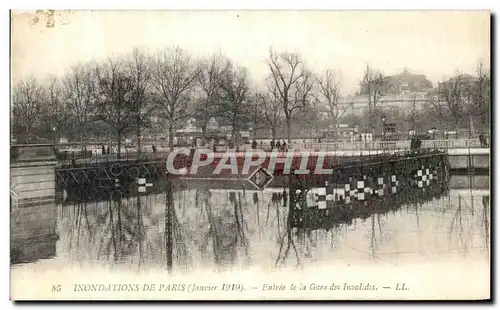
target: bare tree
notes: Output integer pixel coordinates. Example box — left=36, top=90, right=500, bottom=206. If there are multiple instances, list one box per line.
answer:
left=471, top=63, right=491, bottom=133
left=300, top=99, right=322, bottom=138
left=12, top=76, right=45, bottom=142
left=316, top=69, right=345, bottom=139
left=126, top=47, right=155, bottom=158
left=434, top=72, right=470, bottom=138
left=255, top=83, right=283, bottom=141
left=360, top=63, right=386, bottom=136
left=45, top=76, right=68, bottom=136
left=267, top=49, right=314, bottom=143
left=219, top=64, right=251, bottom=146
left=63, top=63, right=96, bottom=151
left=151, top=47, right=200, bottom=150
left=196, top=53, right=230, bottom=142
left=33, top=75, right=70, bottom=143
left=405, top=95, right=420, bottom=133
left=93, top=58, right=136, bottom=159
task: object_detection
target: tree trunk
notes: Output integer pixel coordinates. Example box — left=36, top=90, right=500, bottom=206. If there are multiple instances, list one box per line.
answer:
left=80, top=125, right=85, bottom=153
left=168, top=122, right=174, bottom=151
left=370, top=112, right=376, bottom=138
left=136, top=126, right=141, bottom=160
left=201, top=125, right=207, bottom=146
left=286, top=117, right=292, bottom=144
left=231, top=127, right=237, bottom=148
left=332, top=119, right=339, bottom=142
left=271, top=127, right=276, bottom=141
left=117, top=130, right=122, bottom=160
left=25, top=125, right=31, bottom=143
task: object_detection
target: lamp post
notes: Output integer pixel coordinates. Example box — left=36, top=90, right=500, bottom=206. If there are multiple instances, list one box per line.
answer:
left=381, top=116, right=386, bottom=154
left=52, top=126, right=57, bottom=156
left=52, top=126, right=56, bottom=145
left=381, top=116, right=386, bottom=140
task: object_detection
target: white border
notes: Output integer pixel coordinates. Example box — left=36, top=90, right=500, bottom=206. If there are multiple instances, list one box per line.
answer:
left=2, top=1, right=497, bottom=309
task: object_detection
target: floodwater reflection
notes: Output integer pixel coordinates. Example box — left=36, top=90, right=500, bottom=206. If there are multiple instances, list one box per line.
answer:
left=13, top=175, right=490, bottom=274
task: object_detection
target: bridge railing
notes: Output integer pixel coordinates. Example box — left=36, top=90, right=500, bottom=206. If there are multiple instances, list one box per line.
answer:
left=289, top=139, right=483, bottom=151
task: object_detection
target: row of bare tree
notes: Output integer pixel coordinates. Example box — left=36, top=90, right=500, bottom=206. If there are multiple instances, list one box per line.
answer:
left=11, top=46, right=490, bottom=155
left=12, top=47, right=348, bottom=153
left=431, top=64, right=491, bottom=136
left=355, top=62, right=491, bottom=137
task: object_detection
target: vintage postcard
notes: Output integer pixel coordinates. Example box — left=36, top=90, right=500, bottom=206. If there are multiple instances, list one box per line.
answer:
left=9, top=10, right=490, bottom=300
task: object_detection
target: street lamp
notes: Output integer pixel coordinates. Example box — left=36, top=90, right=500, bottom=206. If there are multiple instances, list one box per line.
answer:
left=381, top=116, right=387, bottom=154
left=381, top=116, right=386, bottom=140
left=52, top=126, right=56, bottom=145
left=52, top=126, right=57, bottom=156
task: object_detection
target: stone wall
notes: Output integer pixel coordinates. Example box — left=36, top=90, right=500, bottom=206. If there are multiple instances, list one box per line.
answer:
left=448, top=155, right=490, bottom=170
left=10, top=145, right=59, bottom=264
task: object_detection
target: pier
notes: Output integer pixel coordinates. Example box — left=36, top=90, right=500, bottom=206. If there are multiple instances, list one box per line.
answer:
left=10, top=145, right=59, bottom=264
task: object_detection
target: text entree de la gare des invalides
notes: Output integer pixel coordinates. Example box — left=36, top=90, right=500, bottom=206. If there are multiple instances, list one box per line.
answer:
left=72, top=282, right=382, bottom=293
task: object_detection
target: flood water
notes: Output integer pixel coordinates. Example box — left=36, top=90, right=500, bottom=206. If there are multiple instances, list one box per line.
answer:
left=11, top=174, right=490, bottom=275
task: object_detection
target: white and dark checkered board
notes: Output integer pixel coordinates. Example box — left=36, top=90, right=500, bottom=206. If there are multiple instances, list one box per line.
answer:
left=343, top=174, right=400, bottom=201
left=300, top=173, right=402, bottom=209
left=414, top=165, right=436, bottom=188
left=138, top=178, right=153, bottom=193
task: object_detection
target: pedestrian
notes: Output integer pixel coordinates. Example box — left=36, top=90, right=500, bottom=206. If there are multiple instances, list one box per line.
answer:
left=106, top=146, right=110, bottom=155
left=276, top=141, right=281, bottom=150
left=479, top=133, right=488, bottom=147
left=416, top=137, right=422, bottom=149
left=282, top=140, right=287, bottom=151
left=71, top=151, right=76, bottom=167
left=251, top=140, right=257, bottom=149
left=101, top=144, right=105, bottom=155
left=152, top=144, right=156, bottom=153
left=270, top=140, right=275, bottom=150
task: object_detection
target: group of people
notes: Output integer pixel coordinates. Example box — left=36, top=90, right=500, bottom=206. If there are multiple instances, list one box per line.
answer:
left=97, top=144, right=158, bottom=154
left=410, top=136, right=422, bottom=150
left=250, top=139, right=288, bottom=151
left=479, top=133, right=489, bottom=148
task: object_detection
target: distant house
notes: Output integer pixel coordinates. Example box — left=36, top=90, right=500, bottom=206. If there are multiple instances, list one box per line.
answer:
left=320, top=69, right=435, bottom=115
left=358, top=68, right=434, bottom=97
left=384, top=68, right=434, bottom=94
left=438, top=73, right=477, bottom=90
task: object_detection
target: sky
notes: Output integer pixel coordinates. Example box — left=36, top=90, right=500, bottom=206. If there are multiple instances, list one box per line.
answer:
left=11, top=10, right=490, bottom=96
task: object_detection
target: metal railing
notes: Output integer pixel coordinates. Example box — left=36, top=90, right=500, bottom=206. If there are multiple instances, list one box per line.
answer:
left=289, top=139, right=484, bottom=151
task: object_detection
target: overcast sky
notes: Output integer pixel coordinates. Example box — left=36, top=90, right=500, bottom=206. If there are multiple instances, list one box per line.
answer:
left=11, top=10, right=490, bottom=96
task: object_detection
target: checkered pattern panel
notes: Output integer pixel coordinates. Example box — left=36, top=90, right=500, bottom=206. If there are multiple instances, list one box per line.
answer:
left=138, top=178, right=153, bottom=193
left=344, top=177, right=355, bottom=204
left=377, top=176, right=386, bottom=196
left=357, top=180, right=365, bottom=201
left=415, top=166, right=432, bottom=188
left=325, top=181, right=335, bottom=208
left=390, top=174, right=399, bottom=194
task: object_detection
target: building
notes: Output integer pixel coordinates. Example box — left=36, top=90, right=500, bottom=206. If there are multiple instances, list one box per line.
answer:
left=437, top=73, right=477, bottom=90
left=319, top=69, right=435, bottom=116
left=384, top=68, right=434, bottom=94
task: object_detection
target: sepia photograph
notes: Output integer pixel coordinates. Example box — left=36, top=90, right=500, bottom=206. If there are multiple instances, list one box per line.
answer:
left=9, top=10, right=491, bottom=301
